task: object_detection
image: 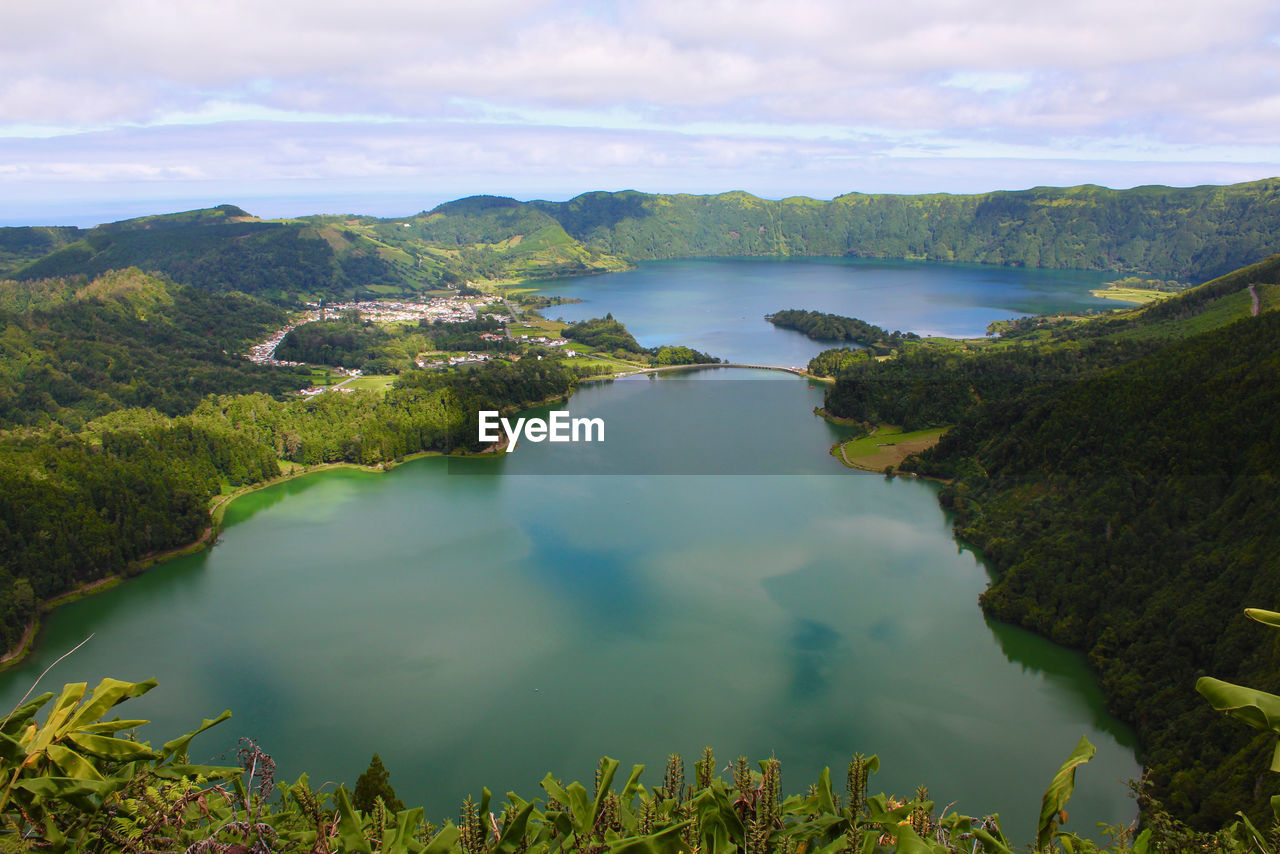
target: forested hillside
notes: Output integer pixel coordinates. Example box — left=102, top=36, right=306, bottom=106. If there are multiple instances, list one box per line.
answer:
left=766, top=309, right=920, bottom=354
left=533, top=180, right=1280, bottom=282
left=819, top=258, right=1280, bottom=829
left=4, top=208, right=409, bottom=299
left=911, top=310, right=1280, bottom=830
left=0, top=268, right=310, bottom=428
left=0, top=200, right=630, bottom=298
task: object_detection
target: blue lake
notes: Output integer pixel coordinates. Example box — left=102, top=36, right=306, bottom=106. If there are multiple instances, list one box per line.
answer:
left=535, top=257, right=1122, bottom=364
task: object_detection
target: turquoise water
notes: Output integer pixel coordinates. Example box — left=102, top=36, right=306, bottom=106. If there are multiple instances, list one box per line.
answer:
left=0, top=369, right=1140, bottom=843
left=536, top=257, right=1120, bottom=364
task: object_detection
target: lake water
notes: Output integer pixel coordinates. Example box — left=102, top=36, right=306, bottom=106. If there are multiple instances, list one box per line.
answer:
left=0, top=261, right=1141, bottom=842
left=536, top=257, right=1120, bottom=364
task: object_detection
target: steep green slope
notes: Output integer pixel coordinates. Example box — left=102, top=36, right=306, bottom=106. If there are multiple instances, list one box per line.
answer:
left=534, top=180, right=1280, bottom=282
left=0, top=269, right=309, bottom=428
left=2, top=201, right=630, bottom=298
left=911, top=310, right=1280, bottom=829
left=8, top=211, right=403, bottom=299
left=348, top=195, right=632, bottom=284
left=0, top=226, right=82, bottom=277
left=813, top=256, right=1280, bottom=828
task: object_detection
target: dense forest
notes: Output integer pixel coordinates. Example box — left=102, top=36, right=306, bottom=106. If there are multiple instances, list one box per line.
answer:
left=533, top=181, right=1280, bottom=282
left=0, top=269, right=310, bottom=429
left=818, top=258, right=1280, bottom=829
left=562, top=315, right=645, bottom=354
left=766, top=309, right=920, bottom=354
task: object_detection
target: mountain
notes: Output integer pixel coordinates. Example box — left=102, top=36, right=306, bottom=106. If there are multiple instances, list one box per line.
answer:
left=4, top=180, right=1280, bottom=298
left=0, top=200, right=630, bottom=298
left=531, top=180, right=1280, bottom=283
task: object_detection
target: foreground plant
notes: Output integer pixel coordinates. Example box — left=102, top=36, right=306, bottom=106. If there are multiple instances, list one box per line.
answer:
left=30, top=672, right=1280, bottom=852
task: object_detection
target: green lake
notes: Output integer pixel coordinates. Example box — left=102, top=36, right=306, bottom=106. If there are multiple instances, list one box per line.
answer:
left=0, top=369, right=1139, bottom=843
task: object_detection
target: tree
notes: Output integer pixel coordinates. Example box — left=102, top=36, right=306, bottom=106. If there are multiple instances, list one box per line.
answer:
left=352, top=752, right=405, bottom=814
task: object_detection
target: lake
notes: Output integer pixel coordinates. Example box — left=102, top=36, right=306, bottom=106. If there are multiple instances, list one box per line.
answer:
left=534, top=257, right=1122, bottom=364
left=0, top=260, right=1141, bottom=843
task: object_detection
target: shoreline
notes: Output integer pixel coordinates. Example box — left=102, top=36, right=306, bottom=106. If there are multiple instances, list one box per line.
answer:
left=0, top=448, right=457, bottom=673
left=1, top=365, right=826, bottom=671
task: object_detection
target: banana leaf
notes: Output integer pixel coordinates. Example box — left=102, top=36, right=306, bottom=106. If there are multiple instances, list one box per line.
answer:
left=1036, top=735, right=1095, bottom=851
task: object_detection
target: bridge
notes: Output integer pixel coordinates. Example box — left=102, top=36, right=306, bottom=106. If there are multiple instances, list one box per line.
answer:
left=588, top=361, right=834, bottom=383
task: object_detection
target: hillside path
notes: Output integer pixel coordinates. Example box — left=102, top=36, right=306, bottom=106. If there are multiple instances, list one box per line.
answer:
left=1250, top=284, right=1261, bottom=316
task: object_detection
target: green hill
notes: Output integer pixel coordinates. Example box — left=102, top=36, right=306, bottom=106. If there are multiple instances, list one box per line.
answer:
left=0, top=226, right=82, bottom=276
left=532, top=180, right=1280, bottom=282
left=6, top=180, right=1280, bottom=299
left=6, top=210, right=412, bottom=299
left=348, top=196, right=632, bottom=285
left=815, top=254, right=1280, bottom=829
left=913, top=309, right=1280, bottom=830
left=0, top=268, right=309, bottom=428
left=1, top=201, right=630, bottom=298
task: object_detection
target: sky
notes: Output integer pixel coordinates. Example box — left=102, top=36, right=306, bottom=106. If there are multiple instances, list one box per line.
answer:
left=2, top=0, right=1279, bottom=225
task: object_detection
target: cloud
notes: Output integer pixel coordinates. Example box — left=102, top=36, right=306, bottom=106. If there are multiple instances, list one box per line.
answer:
left=0, top=0, right=1276, bottom=217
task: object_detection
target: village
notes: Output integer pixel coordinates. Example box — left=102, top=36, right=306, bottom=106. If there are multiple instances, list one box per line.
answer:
left=246, top=294, right=512, bottom=367
left=245, top=292, right=587, bottom=394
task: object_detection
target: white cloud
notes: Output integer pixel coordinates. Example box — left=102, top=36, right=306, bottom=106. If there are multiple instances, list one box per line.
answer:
left=0, top=0, right=1276, bottom=214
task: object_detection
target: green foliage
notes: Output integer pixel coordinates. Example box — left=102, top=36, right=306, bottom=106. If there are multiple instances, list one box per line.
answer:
left=9, top=676, right=1277, bottom=853
left=807, top=347, right=872, bottom=377
left=822, top=340, right=1153, bottom=429
left=1198, top=609, right=1280, bottom=775
left=651, top=345, right=719, bottom=366
left=562, top=315, right=645, bottom=353
left=532, top=180, right=1280, bottom=282
left=0, top=676, right=240, bottom=852
left=561, top=316, right=719, bottom=365
left=0, top=268, right=309, bottom=428
left=277, top=314, right=399, bottom=371
left=892, top=307, right=1280, bottom=829
left=767, top=308, right=919, bottom=354
left=1039, top=737, right=1097, bottom=850
left=354, top=754, right=406, bottom=815
left=0, top=226, right=82, bottom=277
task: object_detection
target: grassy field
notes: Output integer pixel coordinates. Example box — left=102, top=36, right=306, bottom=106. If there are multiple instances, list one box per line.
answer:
left=1258, top=282, right=1280, bottom=312
left=1111, top=288, right=1264, bottom=341
left=509, top=317, right=568, bottom=336
left=833, top=425, right=949, bottom=472
left=342, top=374, right=397, bottom=392
left=308, top=366, right=344, bottom=387
left=1090, top=286, right=1175, bottom=304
